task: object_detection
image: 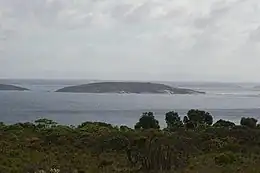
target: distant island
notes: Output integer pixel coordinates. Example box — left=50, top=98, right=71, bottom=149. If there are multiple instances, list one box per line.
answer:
left=56, top=82, right=205, bottom=94
left=0, top=84, right=29, bottom=91
left=253, top=86, right=260, bottom=90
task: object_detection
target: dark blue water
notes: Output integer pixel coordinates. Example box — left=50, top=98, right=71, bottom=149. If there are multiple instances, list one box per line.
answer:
left=1, top=79, right=260, bottom=127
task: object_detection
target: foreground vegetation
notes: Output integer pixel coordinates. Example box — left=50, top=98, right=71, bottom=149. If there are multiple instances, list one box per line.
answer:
left=1, top=110, right=260, bottom=173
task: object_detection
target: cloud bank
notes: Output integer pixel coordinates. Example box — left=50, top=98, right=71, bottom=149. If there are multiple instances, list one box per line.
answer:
left=1, top=0, right=260, bottom=81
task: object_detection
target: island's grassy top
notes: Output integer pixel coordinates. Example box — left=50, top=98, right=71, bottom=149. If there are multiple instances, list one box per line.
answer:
left=56, top=82, right=204, bottom=94
left=0, top=84, right=29, bottom=91
left=1, top=110, right=260, bottom=173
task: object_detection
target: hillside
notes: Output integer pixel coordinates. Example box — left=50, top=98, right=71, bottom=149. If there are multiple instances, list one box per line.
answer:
left=1, top=111, right=260, bottom=173
left=56, top=82, right=205, bottom=94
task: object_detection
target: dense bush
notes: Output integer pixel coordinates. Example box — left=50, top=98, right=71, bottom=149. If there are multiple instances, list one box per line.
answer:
left=134, top=112, right=160, bottom=130
left=213, top=119, right=235, bottom=128
left=1, top=110, right=260, bottom=173
left=215, top=152, right=236, bottom=165
left=240, top=117, right=258, bottom=128
left=184, top=109, right=213, bottom=128
left=165, top=111, right=183, bottom=130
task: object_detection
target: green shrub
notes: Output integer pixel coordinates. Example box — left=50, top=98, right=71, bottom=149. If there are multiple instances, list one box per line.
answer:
left=215, top=152, right=236, bottom=165
left=213, top=119, right=235, bottom=128
left=240, top=117, right=258, bottom=128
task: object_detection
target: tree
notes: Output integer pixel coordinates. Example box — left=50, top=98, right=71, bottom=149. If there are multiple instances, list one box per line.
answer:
left=204, top=113, right=213, bottom=126
left=165, top=111, right=183, bottom=129
left=120, top=125, right=132, bottom=132
left=135, top=112, right=160, bottom=130
left=78, top=121, right=113, bottom=129
left=240, top=117, right=257, bottom=128
left=183, top=116, right=189, bottom=124
left=184, top=109, right=213, bottom=128
left=213, top=119, right=235, bottom=128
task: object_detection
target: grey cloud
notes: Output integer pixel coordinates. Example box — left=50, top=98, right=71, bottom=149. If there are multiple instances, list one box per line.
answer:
left=1, top=0, right=260, bottom=81
left=249, top=26, right=260, bottom=42
left=193, top=0, right=235, bottom=29
left=110, top=3, right=134, bottom=19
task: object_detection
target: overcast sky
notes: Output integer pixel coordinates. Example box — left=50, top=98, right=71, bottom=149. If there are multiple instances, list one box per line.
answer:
left=1, top=0, right=260, bottom=82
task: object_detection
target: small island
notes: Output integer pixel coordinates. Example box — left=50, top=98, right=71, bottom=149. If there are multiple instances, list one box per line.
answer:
left=253, top=85, right=260, bottom=90
left=56, top=82, right=205, bottom=94
left=0, top=84, right=29, bottom=91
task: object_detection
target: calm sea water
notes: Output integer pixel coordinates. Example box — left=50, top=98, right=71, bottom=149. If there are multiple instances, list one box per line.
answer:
left=1, top=79, right=260, bottom=127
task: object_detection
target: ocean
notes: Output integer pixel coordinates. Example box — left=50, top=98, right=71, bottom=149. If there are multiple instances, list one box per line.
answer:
left=1, top=79, right=260, bottom=128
